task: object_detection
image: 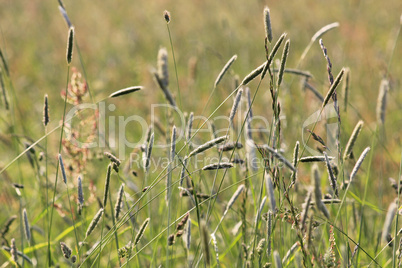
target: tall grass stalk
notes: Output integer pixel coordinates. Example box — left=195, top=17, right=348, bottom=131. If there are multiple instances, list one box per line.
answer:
left=47, top=26, right=74, bottom=263
left=59, top=156, right=80, bottom=262
left=164, top=10, right=181, bottom=108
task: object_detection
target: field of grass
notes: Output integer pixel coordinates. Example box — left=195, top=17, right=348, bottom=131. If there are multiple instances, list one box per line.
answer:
left=0, top=0, right=401, bottom=267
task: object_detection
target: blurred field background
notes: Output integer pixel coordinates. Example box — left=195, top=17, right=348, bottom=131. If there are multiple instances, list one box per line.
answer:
left=0, top=0, right=401, bottom=267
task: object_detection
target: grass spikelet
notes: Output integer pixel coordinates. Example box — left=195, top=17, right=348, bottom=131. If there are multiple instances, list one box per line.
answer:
left=179, top=157, right=188, bottom=186
left=211, top=233, right=220, bottom=266
left=60, top=242, right=72, bottom=259
left=114, top=184, right=124, bottom=219
left=282, top=242, right=300, bottom=265
left=349, top=147, right=371, bottom=183
left=324, top=226, right=336, bottom=267
left=381, top=200, right=397, bottom=244
left=260, top=144, right=296, bottom=172
left=214, top=55, right=237, bottom=88
left=229, top=88, right=243, bottom=124
left=66, top=27, right=74, bottom=65
left=59, top=154, right=67, bottom=184
left=324, top=152, right=338, bottom=197
left=157, top=47, right=169, bottom=88
left=300, top=190, right=312, bottom=230
left=299, top=155, right=333, bottom=162
left=322, top=68, right=344, bottom=107
left=186, top=112, right=194, bottom=142
left=177, top=212, right=190, bottom=232
left=265, top=172, right=276, bottom=211
left=343, top=67, right=350, bottom=112
left=103, top=164, right=112, bottom=208
left=202, top=162, right=234, bottom=170
left=241, top=61, right=266, bottom=85
left=109, top=86, right=143, bottom=98
left=184, top=215, right=191, bottom=250
left=1, top=215, right=17, bottom=237
left=218, top=142, right=243, bottom=152
left=144, top=132, right=154, bottom=172
left=188, top=135, right=228, bottom=158
left=23, top=208, right=30, bottom=242
left=170, top=125, right=176, bottom=162
left=10, top=238, right=17, bottom=263
left=43, top=94, right=49, bottom=126
left=134, top=218, right=150, bottom=246
left=255, top=196, right=267, bottom=225
left=86, top=208, right=104, bottom=238
left=222, top=185, right=245, bottom=219
left=311, top=22, right=340, bottom=42
left=267, top=33, right=287, bottom=67
left=277, top=39, right=290, bottom=87
left=201, top=220, right=211, bottom=267
left=264, top=6, right=273, bottom=43
left=290, top=141, right=299, bottom=186
left=319, top=39, right=334, bottom=83
left=274, top=250, right=282, bottom=268
left=312, top=164, right=330, bottom=219
left=164, top=10, right=171, bottom=23
left=306, top=129, right=327, bottom=148
left=267, top=210, right=272, bottom=257
left=257, top=238, right=266, bottom=256
left=246, top=139, right=257, bottom=172
left=77, top=176, right=84, bottom=214
left=343, top=120, right=364, bottom=160
left=145, top=126, right=153, bottom=144
left=104, top=152, right=121, bottom=166
left=168, top=234, right=175, bottom=246
left=376, top=78, right=389, bottom=125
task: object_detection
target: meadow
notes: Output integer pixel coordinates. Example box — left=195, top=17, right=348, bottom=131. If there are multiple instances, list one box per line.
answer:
left=0, top=0, right=401, bottom=267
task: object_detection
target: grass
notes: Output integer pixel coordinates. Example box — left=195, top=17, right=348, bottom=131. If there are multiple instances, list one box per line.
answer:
left=0, top=0, right=401, bottom=267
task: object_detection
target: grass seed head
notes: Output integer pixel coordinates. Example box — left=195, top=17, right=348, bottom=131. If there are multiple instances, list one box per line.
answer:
left=23, top=209, right=31, bottom=242
left=43, top=94, right=49, bottom=126
left=66, top=27, right=74, bottom=65
left=60, top=242, right=72, bottom=259
left=343, top=120, right=364, bottom=161
left=86, top=208, right=104, bottom=238
left=164, top=10, right=171, bottom=23
left=11, top=238, right=17, bottom=263
left=264, top=6, right=273, bottom=43
left=114, top=184, right=124, bottom=219
left=214, top=54, right=237, bottom=88
left=134, top=218, right=150, bottom=246
left=376, top=79, right=389, bottom=125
